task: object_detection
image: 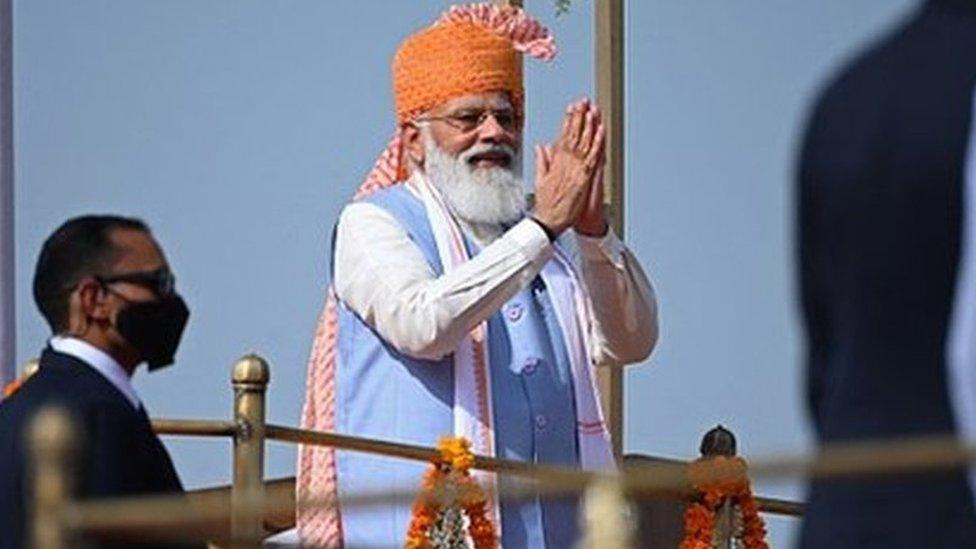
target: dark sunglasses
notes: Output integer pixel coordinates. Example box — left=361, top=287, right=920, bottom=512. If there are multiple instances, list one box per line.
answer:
left=95, top=267, right=176, bottom=297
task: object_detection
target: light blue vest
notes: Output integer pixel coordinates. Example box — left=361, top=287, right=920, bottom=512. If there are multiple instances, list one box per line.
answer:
left=335, top=185, right=580, bottom=548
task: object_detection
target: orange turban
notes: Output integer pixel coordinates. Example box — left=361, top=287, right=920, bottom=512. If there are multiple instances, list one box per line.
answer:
left=354, top=4, right=557, bottom=198
left=392, top=4, right=557, bottom=123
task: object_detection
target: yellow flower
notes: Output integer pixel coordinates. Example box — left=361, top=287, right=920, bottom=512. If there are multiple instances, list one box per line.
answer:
left=437, top=436, right=475, bottom=472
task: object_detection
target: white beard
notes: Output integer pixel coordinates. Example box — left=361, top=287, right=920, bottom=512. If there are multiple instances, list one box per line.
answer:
left=423, top=133, right=526, bottom=243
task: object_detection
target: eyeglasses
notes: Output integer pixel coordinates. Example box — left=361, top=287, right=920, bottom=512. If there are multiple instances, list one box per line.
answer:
left=415, top=108, right=521, bottom=133
left=96, top=267, right=176, bottom=297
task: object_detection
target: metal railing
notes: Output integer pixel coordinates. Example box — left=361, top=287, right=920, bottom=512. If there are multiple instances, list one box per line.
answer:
left=24, top=353, right=816, bottom=548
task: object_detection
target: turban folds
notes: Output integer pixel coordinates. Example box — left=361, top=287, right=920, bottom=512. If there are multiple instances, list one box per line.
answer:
left=392, top=4, right=557, bottom=123
left=356, top=3, right=557, bottom=197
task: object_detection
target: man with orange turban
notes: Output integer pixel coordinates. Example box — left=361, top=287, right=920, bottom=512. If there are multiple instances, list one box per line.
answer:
left=296, top=4, right=658, bottom=547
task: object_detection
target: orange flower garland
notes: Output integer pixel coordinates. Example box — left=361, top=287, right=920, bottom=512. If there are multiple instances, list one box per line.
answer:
left=680, top=456, right=769, bottom=549
left=2, top=377, right=24, bottom=400
left=405, top=437, right=497, bottom=549
left=3, top=363, right=39, bottom=401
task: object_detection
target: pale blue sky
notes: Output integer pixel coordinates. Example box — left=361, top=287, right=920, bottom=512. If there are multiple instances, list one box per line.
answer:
left=12, top=1, right=919, bottom=545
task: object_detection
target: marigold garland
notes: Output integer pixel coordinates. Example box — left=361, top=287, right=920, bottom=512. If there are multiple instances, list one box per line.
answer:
left=3, top=364, right=38, bottom=401
left=680, top=456, right=769, bottom=549
left=2, top=377, right=23, bottom=400
left=405, top=437, right=497, bottom=549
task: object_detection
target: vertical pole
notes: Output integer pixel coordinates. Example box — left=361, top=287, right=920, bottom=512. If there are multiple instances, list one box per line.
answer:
left=29, top=406, right=77, bottom=549
left=231, top=354, right=269, bottom=547
left=0, top=0, right=14, bottom=389
left=596, top=0, right=626, bottom=459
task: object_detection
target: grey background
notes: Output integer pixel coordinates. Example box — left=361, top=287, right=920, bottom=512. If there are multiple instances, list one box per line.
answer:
left=1, top=0, right=14, bottom=388
left=11, top=1, right=919, bottom=545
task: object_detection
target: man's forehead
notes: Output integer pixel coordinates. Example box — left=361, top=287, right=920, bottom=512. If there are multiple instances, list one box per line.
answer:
left=438, top=92, right=513, bottom=112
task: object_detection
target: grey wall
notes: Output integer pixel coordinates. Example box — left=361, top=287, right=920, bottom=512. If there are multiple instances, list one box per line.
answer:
left=12, top=1, right=919, bottom=545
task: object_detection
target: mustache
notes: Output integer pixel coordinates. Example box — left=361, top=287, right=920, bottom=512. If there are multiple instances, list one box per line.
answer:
left=459, top=143, right=518, bottom=168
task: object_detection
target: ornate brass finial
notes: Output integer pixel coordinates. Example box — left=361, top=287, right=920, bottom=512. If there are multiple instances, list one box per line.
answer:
left=699, top=425, right=737, bottom=458
left=231, top=353, right=270, bottom=388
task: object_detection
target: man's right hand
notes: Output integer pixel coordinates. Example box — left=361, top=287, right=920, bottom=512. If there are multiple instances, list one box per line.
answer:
left=533, top=98, right=606, bottom=237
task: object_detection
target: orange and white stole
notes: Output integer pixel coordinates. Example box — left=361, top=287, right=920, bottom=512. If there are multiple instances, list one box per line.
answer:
left=297, top=4, right=563, bottom=545
left=295, top=135, right=405, bottom=547
left=296, top=162, right=616, bottom=547
left=407, top=172, right=616, bottom=531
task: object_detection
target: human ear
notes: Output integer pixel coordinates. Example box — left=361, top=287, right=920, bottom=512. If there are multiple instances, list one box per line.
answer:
left=77, top=279, right=111, bottom=322
left=401, top=123, right=425, bottom=168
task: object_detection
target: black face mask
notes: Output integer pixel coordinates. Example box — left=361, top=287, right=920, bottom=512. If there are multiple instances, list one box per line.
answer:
left=115, top=294, right=190, bottom=371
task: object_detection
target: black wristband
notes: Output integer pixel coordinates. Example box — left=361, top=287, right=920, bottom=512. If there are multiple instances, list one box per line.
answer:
left=530, top=217, right=558, bottom=242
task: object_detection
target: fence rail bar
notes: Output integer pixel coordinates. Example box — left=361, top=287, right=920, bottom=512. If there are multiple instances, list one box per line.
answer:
left=152, top=419, right=237, bottom=437
left=267, top=427, right=976, bottom=513
left=63, top=491, right=231, bottom=536
left=57, top=450, right=819, bottom=540
left=265, top=424, right=584, bottom=481
left=748, top=434, right=976, bottom=482
left=62, top=475, right=803, bottom=541
left=149, top=423, right=804, bottom=519
left=65, top=482, right=538, bottom=539
left=752, top=496, right=804, bottom=516
left=265, top=424, right=801, bottom=516
left=618, top=436, right=976, bottom=501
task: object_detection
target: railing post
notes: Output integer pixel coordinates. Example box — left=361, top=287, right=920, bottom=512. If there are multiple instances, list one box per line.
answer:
left=231, top=354, right=269, bottom=546
left=700, top=425, right=739, bottom=548
left=29, top=406, right=77, bottom=549
left=581, top=475, right=634, bottom=549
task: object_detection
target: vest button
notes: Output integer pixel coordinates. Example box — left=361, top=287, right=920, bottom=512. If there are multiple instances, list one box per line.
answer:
left=505, top=303, right=524, bottom=322
left=523, top=357, right=540, bottom=375
left=535, top=414, right=548, bottom=431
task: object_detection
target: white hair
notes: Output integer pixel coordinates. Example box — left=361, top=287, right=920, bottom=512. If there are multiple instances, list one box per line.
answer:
left=421, top=129, right=526, bottom=243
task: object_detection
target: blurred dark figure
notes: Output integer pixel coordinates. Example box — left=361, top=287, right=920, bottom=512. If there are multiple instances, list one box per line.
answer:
left=798, top=1, right=976, bottom=546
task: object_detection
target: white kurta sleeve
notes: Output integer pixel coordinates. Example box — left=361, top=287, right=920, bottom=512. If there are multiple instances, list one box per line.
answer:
left=575, top=228, right=659, bottom=366
left=333, top=201, right=553, bottom=360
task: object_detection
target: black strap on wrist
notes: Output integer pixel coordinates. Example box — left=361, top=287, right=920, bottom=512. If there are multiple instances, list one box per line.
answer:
left=530, top=217, right=558, bottom=242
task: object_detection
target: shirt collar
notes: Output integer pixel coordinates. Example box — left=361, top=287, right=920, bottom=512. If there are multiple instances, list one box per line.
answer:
left=48, top=336, right=142, bottom=409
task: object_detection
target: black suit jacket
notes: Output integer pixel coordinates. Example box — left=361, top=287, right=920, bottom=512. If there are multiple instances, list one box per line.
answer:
left=0, top=348, right=189, bottom=549
left=798, top=1, right=976, bottom=546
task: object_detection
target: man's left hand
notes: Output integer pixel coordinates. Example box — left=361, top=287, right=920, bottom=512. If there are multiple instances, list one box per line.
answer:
left=537, top=100, right=609, bottom=238
left=573, top=103, right=609, bottom=238
left=574, top=162, right=608, bottom=237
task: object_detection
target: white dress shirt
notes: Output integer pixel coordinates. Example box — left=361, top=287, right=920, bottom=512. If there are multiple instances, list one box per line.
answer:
left=333, top=201, right=659, bottom=364
left=49, top=335, right=141, bottom=409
